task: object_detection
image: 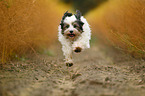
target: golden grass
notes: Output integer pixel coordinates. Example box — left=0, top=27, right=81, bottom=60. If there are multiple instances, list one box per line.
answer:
left=0, top=0, right=67, bottom=63
left=87, top=0, right=145, bottom=58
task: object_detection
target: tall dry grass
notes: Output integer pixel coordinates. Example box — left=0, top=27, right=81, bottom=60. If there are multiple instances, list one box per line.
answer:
left=0, top=0, right=66, bottom=63
left=87, top=0, right=145, bottom=58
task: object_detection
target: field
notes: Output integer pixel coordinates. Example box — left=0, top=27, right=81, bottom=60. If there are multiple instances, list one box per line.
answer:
left=87, top=0, right=145, bottom=59
left=0, top=0, right=145, bottom=96
left=0, top=0, right=66, bottom=63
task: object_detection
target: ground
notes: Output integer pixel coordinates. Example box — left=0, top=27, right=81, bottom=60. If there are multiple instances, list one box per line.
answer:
left=0, top=42, right=145, bottom=96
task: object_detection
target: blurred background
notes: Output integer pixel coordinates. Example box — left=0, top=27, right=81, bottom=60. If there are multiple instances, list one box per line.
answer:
left=0, top=0, right=144, bottom=63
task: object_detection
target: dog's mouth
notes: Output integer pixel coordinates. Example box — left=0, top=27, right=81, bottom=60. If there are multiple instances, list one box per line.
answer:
left=67, top=34, right=76, bottom=37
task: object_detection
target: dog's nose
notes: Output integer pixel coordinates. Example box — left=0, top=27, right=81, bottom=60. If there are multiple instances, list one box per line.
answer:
left=70, top=30, right=73, bottom=33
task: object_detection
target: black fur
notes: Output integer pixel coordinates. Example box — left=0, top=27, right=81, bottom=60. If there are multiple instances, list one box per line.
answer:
left=75, top=20, right=84, bottom=32
left=60, top=10, right=84, bottom=34
left=74, top=10, right=84, bottom=32
left=60, top=11, right=72, bottom=34
left=62, top=11, right=72, bottom=21
left=74, top=47, right=82, bottom=53
left=66, top=63, right=73, bottom=67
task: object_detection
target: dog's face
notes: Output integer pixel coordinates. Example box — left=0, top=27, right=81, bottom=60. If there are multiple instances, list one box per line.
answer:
left=60, top=10, right=84, bottom=41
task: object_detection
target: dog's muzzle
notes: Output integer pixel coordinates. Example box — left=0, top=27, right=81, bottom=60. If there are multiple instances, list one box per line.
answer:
left=67, top=30, right=76, bottom=37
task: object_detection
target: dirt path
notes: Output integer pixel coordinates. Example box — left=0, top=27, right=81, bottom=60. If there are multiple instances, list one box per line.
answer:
left=0, top=43, right=145, bottom=96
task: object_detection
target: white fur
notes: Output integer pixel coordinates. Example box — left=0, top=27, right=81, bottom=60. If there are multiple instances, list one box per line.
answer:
left=58, top=15, right=91, bottom=64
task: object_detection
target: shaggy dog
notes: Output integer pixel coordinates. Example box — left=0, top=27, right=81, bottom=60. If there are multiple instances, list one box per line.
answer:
left=58, top=10, right=91, bottom=67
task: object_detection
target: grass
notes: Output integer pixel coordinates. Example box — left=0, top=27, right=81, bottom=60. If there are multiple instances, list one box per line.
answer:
left=87, top=0, right=145, bottom=59
left=0, top=0, right=67, bottom=63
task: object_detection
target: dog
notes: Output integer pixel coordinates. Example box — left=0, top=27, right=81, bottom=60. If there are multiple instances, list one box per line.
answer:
left=58, top=10, right=91, bottom=67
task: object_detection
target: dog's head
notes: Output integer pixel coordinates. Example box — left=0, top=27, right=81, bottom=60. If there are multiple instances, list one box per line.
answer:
left=60, top=10, right=84, bottom=41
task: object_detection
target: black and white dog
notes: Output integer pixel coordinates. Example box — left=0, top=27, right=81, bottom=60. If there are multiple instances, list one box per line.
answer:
left=58, top=10, right=91, bottom=67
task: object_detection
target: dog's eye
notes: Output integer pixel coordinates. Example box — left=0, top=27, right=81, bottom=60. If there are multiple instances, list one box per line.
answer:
left=66, top=25, right=69, bottom=28
left=73, top=24, right=78, bottom=28
left=74, top=25, right=77, bottom=28
left=63, top=24, right=69, bottom=29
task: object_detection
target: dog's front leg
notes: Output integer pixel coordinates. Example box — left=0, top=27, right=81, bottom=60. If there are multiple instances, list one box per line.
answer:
left=62, top=45, right=73, bottom=67
left=72, top=33, right=90, bottom=53
left=72, top=41, right=85, bottom=53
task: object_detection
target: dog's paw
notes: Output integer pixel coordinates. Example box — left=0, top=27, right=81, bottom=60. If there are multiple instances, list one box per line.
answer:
left=66, top=63, right=73, bottom=67
left=74, top=47, right=82, bottom=53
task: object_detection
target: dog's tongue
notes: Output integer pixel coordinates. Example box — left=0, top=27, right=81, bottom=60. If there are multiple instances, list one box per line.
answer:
left=69, top=34, right=75, bottom=37
left=70, top=34, right=74, bottom=37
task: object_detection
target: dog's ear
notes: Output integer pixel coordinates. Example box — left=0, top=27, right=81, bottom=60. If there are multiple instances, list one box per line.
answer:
left=60, top=11, right=72, bottom=29
left=75, top=10, right=82, bottom=20
left=64, top=11, right=73, bottom=17
left=62, top=11, right=72, bottom=21
left=60, top=11, right=72, bottom=26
